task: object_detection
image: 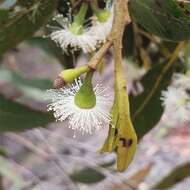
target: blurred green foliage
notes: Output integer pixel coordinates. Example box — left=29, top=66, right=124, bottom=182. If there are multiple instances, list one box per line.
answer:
left=0, top=95, right=53, bottom=131
left=153, top=163, right=190, bottom=189
left=129, top=0, right=190, bottom=41
left=0, top=68, right=52, bottom=101
left=130, top=62, right=175, bottom=139
left=0, top=0, right=57, bottom=55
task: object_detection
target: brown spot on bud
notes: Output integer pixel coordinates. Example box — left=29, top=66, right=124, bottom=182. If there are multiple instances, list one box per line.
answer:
left=53, top=76, right=65, bottom=89
left=127, top=139, right=133, bottom=147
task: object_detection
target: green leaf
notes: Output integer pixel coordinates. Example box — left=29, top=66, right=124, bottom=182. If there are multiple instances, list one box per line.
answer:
left=0, top=68, right=52, bottom=101
left=0, top=0, right=57, bottom=55
left=129, top=0, right=190, bottom=41
left=0, top=9, right=9, bottom=23
left=0, top=94, right=53, bottom=132
left=153, top=163, right=190, bottom=189
left=123, top=24, right=135, bottom=58
left=130, top=62, right=174, bottom=139
left=70, top=168, right=105, bottom=184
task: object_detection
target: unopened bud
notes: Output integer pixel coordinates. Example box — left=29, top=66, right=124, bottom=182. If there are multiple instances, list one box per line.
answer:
left=60, top=66, right=90, bottom=84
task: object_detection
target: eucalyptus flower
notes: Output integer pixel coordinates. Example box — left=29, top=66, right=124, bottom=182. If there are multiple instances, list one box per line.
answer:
left=90, top=3, right=113, bottom=42
left=47, top=75, right=111, bottom=135
left=161, top=74, right=190, bottom=124
left=49, top=3, right=99, bottom=53
left=50, top=14, right=98, bottom=53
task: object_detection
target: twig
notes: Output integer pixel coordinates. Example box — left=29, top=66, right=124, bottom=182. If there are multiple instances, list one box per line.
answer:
left=88, top=36, right=113, bottom=69
left=88, top=0, right=131, bottom=70
left=113, top=0, right=129, bottom=73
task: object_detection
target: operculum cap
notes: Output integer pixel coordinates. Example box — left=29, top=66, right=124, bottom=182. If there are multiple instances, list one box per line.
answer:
left=59, top=66, right=90, bottom=84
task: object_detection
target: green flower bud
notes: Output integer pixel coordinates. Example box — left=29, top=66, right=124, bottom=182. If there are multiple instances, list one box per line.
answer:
left=60, top=66, right=90, bottom=84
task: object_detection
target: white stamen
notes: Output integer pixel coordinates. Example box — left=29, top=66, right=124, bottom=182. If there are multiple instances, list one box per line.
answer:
left=161, top=74, right=190, bottom=124
left=46, top=79, right=112, bottom=135
left=49, top=14, right=98, bottom=53
left=90, top=7, right=113, bottom=43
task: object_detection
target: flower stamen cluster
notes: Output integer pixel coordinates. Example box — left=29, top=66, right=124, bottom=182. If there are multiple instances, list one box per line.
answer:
left=161, top=74, right=190, bottom=124
left=49, top=2, right=113, bottom=53
left=47, top=78, right=111, bottom=135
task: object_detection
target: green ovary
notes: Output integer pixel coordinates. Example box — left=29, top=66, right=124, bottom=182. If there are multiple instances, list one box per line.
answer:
left=96, top=10, right=110, bottom=23
left=69, top=22, right=83, bottom=35
left=74, top=73, right=96, bottom=109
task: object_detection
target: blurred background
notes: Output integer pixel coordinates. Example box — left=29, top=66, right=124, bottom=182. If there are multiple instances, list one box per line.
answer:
left=0, top=0, right=190, bottom=189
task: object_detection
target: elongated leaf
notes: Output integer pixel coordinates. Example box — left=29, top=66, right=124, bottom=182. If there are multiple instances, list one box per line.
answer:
left=70, top=168, right=105, bottom=184
left=129, top=0, right=190, bottom=41
left=0, top=68, right=52, bottom=101
left=130, top=62, right=174, bottom=139
left=0, top=0, right=57, bottom=54
left=153, top=163, right=190, bottom=189
left=0, top=95, right=53, bottom=131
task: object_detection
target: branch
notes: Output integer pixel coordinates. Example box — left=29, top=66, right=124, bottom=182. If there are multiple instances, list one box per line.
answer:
left=113, top=0, right=129, bottom=81
left=88, top=0, right=131, bottom=70
left=88, top=36, right=113, bottom=69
